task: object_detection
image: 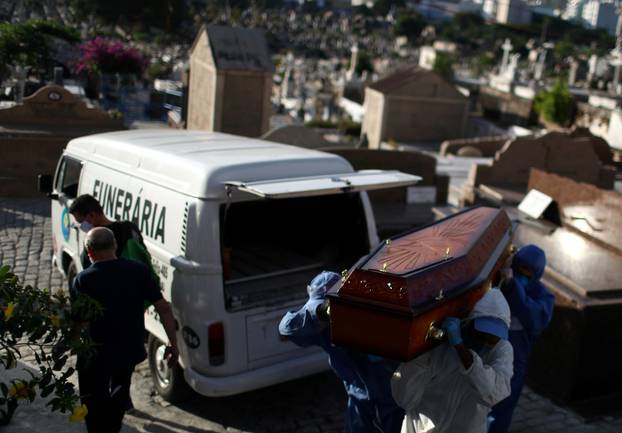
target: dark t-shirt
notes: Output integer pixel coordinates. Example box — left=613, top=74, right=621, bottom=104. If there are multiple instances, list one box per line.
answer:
left=80, top=221, right=145, bottom=269
left=72, top=258, right=163, bottom=368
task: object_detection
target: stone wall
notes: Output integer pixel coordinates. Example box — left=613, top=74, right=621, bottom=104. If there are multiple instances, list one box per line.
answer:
left=0, top=85, right=123, bottom=197
left=467, top=130, right=615, bottom=191
left=440, top=135, right=511, bottom=157
left=479, top=85, right=535, bottom=126
left=383, top=95, right=468, bottom=143
left=220, top=71, right=272, bottom=137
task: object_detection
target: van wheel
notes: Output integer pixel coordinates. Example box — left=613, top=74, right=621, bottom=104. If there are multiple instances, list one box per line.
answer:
left=66, top=261, right=77, bottom=291
left=148, top=334, right=192, bottom=403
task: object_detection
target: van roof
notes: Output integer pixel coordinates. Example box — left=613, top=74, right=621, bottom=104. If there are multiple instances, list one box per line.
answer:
left=67, top=129, right=353, bottom=199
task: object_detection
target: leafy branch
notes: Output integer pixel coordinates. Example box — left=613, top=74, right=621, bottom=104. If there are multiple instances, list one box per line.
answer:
left=0, top=265, right=101, bottom=426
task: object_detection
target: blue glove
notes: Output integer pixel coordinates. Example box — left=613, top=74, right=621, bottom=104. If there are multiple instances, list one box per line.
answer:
left=515, top=274, right=530, bottom=288
left=442, top=317, right=463, bottom=346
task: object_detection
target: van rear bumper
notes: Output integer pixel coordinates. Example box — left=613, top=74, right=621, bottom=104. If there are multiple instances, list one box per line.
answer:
left=183, top=352, right=329, bottom=397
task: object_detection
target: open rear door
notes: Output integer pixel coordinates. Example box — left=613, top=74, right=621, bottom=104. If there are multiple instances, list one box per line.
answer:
left=225, top=170, right=421, bottom=199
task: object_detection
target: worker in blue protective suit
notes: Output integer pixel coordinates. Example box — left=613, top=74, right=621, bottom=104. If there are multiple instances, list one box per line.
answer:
left=488, top=245, right=555, bottom=433
left=279, top=271, right=404, bottom=433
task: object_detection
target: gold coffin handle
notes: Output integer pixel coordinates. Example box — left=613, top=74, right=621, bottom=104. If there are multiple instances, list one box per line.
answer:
left=426, top=321, right=445, bottom=342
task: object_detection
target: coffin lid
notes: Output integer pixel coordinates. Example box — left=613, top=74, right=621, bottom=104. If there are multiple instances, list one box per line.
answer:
left=363, top=206, right=503, bottom=276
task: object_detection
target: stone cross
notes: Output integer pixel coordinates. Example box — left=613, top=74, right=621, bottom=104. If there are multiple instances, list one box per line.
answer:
left=501, top=38, right=513, bottom=73
left=534, top=46, right=550, bottom=81
left=506, top=53, right=520, bottom=81
left=568, top=58, right=579, bottom=86
left=10, top=65, right=31, bottom=103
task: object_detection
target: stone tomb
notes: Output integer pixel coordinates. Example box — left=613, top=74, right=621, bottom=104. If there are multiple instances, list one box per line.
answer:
left=0, top=85, right=123, bottom=196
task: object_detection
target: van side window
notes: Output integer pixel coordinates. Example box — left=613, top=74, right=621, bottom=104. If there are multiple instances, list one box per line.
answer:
left=54, top=157, right=82, bottom=198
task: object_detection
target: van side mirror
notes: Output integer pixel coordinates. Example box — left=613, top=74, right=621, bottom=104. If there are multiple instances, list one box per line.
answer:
left=37, top=174, right=57, bottom=199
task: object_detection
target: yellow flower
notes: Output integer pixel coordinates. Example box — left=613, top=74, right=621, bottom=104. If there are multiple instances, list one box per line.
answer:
left=69, top=404, right=88, bottom=422
left=3, top=302, right=15, bottom=321
left=49, top=314, right=61, bottom=328
left=7, top=381, right=28, bottom=399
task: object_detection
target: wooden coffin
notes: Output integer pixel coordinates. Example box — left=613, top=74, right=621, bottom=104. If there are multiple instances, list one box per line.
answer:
left=327, top=206, right=513, bottom=361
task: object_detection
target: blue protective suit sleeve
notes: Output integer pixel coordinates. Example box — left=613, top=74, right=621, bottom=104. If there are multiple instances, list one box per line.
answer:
left=278, top=306, right=327, bottom=348
left=505, top=279, right=554, bottom=337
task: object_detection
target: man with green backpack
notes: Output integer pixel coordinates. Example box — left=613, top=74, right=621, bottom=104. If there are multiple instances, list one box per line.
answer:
left=69, top=194, right=159, bottom=285
left=69, top=193, right=160, bottom=412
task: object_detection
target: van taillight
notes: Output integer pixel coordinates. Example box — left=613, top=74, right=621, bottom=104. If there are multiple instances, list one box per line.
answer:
left=208, top=322, right=225, bottom=366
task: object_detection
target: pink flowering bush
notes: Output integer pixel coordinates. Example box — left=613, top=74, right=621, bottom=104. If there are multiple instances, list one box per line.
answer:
left=74, top=37, right=147, bottom=77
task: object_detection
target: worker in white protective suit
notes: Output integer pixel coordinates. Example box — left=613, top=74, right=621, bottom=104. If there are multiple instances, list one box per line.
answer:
left=391, top=288, right=514, bottom=433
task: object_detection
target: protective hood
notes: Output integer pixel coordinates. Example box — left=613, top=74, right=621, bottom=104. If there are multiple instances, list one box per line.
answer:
left=512, top=244, right=546, bottom=281
left=307, top=271, right=340, bottom=300
left=467, top=288, right=511, bottom=329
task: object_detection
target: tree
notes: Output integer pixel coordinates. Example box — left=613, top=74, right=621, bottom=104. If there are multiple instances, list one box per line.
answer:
left=554, top=39, right=576, bottom=63
left=534, top=79, right=575, bottom=126
left=71, top=0, right=188, bottom=32
left=394, top=10, right=427, bottom=42
left=433, top=52, right=454, bottom=80
left=355, top=51, right=374, bottom=76
left=373, top=0, right=405, bottom=16
left=0, top=265, right=101, bottom=425
left=0, top=20, right=79, bottom=80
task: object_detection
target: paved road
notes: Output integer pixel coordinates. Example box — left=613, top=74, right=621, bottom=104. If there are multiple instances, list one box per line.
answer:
left=2, top=198, right=622, bottom=433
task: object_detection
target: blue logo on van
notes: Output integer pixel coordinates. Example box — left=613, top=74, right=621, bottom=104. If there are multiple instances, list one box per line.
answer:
left=61, top=208, right=71, bottom=241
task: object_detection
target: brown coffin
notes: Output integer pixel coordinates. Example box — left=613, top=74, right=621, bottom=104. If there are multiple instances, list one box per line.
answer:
left=327, top=206, right=513, bottom=361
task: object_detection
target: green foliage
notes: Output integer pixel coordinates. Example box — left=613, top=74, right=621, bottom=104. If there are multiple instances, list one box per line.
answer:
left=474, top=52, right=495, bottom=75
left=433, top=52, right=454, bottom=80
left=71, top=0, right=188, bottom=32
left=394, top=10, right=427, bottom=42
left=145, top=60, right=173, bottom=82
left=373, top=0, right=405, bottom=16
left=554, top=39, right=575, bottom=62
left=355, top=51, right=374, bottom=76
left=338, top=119, right=362, bottom=137
left=439, top=11, right=614, bottom=57
left=534, top=79, right=575, bottom=126
left=305, top=119, right=336, bottom=129
left=0, top=20, right=79, bottom=79
left=0, top=265, right=101, bottom=425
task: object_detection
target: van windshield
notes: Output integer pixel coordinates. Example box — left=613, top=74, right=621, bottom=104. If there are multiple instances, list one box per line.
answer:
left=220, top=193, right=370, bottom=311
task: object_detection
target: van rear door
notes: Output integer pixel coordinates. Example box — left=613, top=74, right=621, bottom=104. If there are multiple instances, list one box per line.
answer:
left=225, top=170, right=420, bottom=199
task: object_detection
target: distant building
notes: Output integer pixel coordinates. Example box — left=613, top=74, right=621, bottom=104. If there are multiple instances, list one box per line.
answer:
left=581, top=0, right=619, bottom=34
left=563, top=0, right=587, bottom=20
left=484, top=0, right=532, bottom=24
left=415, top=0, right=482, bottom=22
left=361, top=67, right=469, bottom=148
left=187, top=25, right=274, bottom=137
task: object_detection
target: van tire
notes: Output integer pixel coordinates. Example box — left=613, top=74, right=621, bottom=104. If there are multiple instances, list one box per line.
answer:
left=66, top=261, right=78, bottom=291
left=148, top=334, right=192, bottom=403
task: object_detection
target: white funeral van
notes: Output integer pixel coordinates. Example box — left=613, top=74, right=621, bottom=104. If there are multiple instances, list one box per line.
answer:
left=38, top=129, right=419, bottom=401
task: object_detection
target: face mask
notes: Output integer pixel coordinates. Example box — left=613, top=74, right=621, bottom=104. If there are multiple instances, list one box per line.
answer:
left=79, top=221, right=94, bottom=233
